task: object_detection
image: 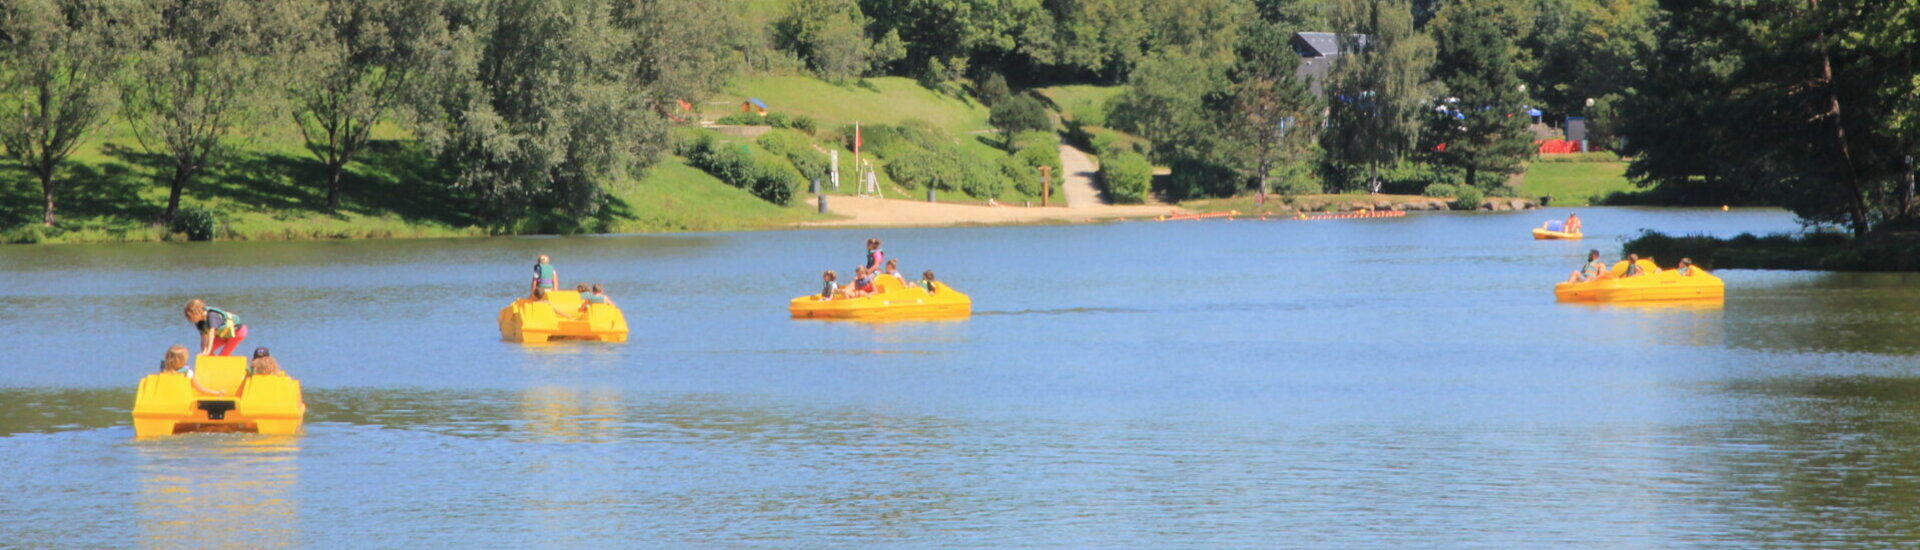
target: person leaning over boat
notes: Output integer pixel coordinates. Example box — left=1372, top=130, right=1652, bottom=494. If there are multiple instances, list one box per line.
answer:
left=1566, top=250, right=1607, bottom=283
left=184, top=299, right=248, bottom=356
left=159, top=344, right=223, bottom=395
left=1675, top=258, right=1695, bottom=276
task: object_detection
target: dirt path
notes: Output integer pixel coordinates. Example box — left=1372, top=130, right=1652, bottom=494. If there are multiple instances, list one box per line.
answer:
left=1058, top=144, right=1104, bottom=208
left=802, top=195, right=1182, bottom=228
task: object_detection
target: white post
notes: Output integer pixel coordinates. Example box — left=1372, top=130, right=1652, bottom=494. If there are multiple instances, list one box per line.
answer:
left=830, top=150, right=840, bottom=190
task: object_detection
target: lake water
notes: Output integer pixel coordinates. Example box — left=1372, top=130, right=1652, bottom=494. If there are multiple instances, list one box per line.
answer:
left=5, top=207, right=1920, bottom=548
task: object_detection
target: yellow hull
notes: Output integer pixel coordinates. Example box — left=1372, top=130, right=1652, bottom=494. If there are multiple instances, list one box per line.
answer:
left=1533, top=228, right=1583, bottom=240
left=1556, top=260, right=1724, bottom=303
left=790, top=277, right=971, bottom=320
left=499, top=291, right=629, bottom=343
left=132, top=355, right=306, bottom=438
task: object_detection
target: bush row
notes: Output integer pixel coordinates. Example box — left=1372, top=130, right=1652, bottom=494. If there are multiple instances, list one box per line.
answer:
left=679, top=135, right=801, bottom=205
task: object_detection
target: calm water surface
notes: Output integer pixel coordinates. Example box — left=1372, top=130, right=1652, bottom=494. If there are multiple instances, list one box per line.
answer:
left=5, top=207, right=1920, bottom=548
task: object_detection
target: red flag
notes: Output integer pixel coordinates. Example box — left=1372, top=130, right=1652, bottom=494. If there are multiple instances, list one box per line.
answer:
left=854, top=122, right=862, bottom=157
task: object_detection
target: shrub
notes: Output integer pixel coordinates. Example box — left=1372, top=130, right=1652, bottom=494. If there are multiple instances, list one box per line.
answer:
left=1013, top=140, right=1062, bottom=180
left=1422, top=183, right=1457, bottom=198
left=763, top=113, right=791, bottom=128
left=169, top=207, right=218, bottom=241
left=1001, top=156, right=1041, bottom=195
left=715, top=112, right=763, bottom=126
left=1451, top=186, right=1484, bottom=210
left=958, top=152, right=1007, bottom=198
left=1100, top=151, right=1153, bottom=204
left=758, top=131, right=828, bottom=183
left=1164, top=158, right=1238, bottom=201
left=974, top=72, right=1010, bottom=107
left=682, top=137, right=802, bottom=205
left=989, top=95, right=1051, bottom=146
left=790, top=115, right=817, bottom=134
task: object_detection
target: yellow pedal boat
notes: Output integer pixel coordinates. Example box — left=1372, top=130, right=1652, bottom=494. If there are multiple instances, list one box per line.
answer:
left=1555, top=259, right=1724, bottom=303
left=132, top=355, right=306, bottom=438
left=498, top=290, right=629, bottom=343
left=1532, top=228, right=1583, bottom=240
left=790, top=275, right=971, bottom=320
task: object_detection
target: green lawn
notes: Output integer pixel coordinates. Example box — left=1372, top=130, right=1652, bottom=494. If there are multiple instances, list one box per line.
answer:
left=609, top=155, right=828, bottom=233
left=1517, top=161, right=1635, bottom=206
left=0, top=120, right=839, bottom=243
left=1036, top=85, right=1123, bottom=126
left=721, top=76, right=990, bottom=133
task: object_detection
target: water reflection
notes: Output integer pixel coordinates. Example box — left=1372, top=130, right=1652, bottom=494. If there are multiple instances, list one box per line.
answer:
left=0, top=388, right=128, bottom=436
left=134, top=435, right=300, bottom=549
left=518, top=387, right=623, bottom=443
left=1726, top=272, right=1920, bottom=355
left=1709, top=376, right=1920, bottom=547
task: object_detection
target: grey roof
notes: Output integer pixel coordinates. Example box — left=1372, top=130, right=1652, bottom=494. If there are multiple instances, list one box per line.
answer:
left=1291, top=32, right=1368, bottom=58
left=1296, top=56, right=1335, bottom=97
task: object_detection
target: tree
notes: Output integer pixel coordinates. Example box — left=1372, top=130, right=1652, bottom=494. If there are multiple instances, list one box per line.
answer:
left=433, top=0, right=667, bottom=230
left=775, top=0, right=895, bottom=82
left=617, top=0, right=752, bottom=105
left=1320, top=0, right=1434, bottom=193
left=1619, top=0, right=1913, bottom=235
left=1221, top=22, right=1319, bottom=197
left=988, top=95, right=1051, bottom=148
left=0, top=0, right=122, bottom=226
left=1106, top=49, right=1230, bottom=163
left=1422, top=2, right=1535, bottom=189
left=292, top=0, right=452, bottom=211
left=121, top=0, right=318, bottom=223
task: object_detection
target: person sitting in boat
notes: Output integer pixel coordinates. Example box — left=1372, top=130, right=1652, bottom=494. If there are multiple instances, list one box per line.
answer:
left=1620, top=253, right=1648, bottom=278
left=852, top=266, right=878, bottom=296
left=918, top=270, right=939, bottom=292
left=1566, top=249, right=1608, bottom=283
left=1675, top=257, right=1695, bottom=276
left=249, top=347, right=284, bottom=376
left=820, top=270, right=841, bottom=300
left=588, top=283, right=615, bottom=307
left=160, top=345, right=224, bottom=396
left=864, top=239, right=884, bottom=271
left=1564, top=213, right=1582, bottom=234
left=184, top=299, right=248, bottom=356
left=530, top=254, right=559, bottom=295
left=883, top=259, right=906, bottom=284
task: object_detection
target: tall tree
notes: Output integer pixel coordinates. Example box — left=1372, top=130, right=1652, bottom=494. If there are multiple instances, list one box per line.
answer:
left=774, top=0, right=893, bottom=82
left=434, top=0, right=667, bottom=230
left=121, top=0, right=318, bottom=223
left=1422, top=1, right=1535, bottom=189
left=1320, top=0, right=1434, bottom=193
left=1621, top=0, right=1912, bottom=235
left=0, top=0, right=122, bottom=226
left=1222, top=22, right=1319, bottom=197
left=293, top=0, right=452, bottom=211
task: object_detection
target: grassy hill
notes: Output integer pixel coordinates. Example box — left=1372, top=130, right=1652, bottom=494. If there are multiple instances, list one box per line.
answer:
left=721, top=76, right=989, bottom=133
left=1515, top=158, right=1636, bottom=206
left=0, top=120, right=825, bottom=244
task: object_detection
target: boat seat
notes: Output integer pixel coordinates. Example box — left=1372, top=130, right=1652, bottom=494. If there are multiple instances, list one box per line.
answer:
left=194, top=355, right=249, bottom=395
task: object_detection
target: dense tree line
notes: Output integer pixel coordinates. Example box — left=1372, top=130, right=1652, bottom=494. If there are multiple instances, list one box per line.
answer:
left=0, top=0, right=747, bottom=231
left=0, top=0, right=1913, bottom=234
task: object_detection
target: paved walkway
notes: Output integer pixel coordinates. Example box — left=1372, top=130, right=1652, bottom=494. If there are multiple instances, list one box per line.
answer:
left=1058, top=144, right=1104, bottom=208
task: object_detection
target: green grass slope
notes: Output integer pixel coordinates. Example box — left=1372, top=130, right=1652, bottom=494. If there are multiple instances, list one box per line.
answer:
left=723, top=76, right=989, bottom=133
left=1517, top=161, right=1634, bottom=206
